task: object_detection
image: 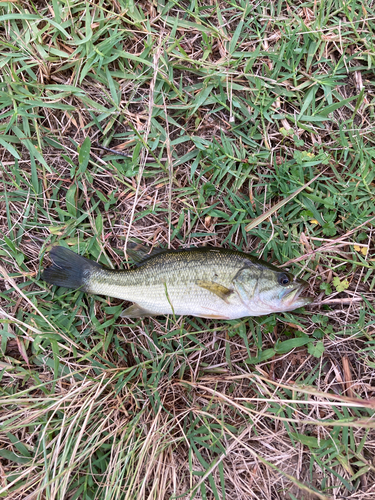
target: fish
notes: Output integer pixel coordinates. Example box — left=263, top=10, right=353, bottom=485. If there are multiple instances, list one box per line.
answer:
left=41, top=244, right=312, bottom=320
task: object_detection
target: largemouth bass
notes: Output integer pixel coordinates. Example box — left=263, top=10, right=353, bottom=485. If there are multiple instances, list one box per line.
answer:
left=42, top=245, right=312, bottom=319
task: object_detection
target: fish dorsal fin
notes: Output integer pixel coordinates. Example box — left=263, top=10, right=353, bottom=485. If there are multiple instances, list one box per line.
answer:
left=120, top=303, right=158, bottom=318
left=126, top=242, right=166, bottom=264
left=196, top=280, right=232, bottom=303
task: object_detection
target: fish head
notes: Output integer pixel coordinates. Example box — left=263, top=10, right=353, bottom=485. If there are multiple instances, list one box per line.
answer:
left=233, top=265, right=313, bottom=315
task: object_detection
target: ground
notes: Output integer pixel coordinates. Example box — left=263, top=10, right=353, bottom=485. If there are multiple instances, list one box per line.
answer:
left=0, top=1, right=375, bottom=499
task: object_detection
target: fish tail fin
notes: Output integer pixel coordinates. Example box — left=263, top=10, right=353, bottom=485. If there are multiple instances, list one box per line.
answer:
left=42, top=246, right=102, bottom=290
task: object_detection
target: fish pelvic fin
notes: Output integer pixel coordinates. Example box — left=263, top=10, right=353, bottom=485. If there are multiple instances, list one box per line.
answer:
left=196, top=313, right=231, bottom=319
left=121, top=303, right=158, bottom=318
left=196, top=280, right=233, bottom=303
left=42, top=246, right=102, bottom=291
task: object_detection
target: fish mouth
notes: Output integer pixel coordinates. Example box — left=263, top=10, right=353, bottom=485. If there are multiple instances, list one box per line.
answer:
left=281, top=281, right=313, bottom=308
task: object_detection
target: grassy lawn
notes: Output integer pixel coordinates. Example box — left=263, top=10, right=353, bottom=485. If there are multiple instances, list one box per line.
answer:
left=1, top=0, right=375, bottom=498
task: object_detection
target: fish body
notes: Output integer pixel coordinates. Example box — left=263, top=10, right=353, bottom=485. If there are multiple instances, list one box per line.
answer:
left=42, top=245, right=312, bottom=319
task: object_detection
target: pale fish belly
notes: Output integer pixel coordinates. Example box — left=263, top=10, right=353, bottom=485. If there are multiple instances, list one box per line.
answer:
left=88, top=280, right=249, bottom=319
left=143, top=282, right=249, bottom=319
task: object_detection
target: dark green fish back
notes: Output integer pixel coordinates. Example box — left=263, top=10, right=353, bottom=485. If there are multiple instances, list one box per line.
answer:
left=87, top=247, right=274, bottom=289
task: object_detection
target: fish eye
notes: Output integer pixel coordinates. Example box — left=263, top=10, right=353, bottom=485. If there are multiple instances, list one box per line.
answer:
left=278, top=273, right=290, bottom=286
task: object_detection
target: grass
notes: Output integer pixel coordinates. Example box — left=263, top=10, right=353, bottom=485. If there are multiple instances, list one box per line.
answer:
left=0, top=0, right=375, bottom=498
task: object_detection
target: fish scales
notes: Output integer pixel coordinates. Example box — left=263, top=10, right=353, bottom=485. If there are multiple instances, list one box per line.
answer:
left=86, top=250, right=256, bottom=318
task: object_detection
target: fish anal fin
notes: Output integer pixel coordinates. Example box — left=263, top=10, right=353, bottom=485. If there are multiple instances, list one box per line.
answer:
left=121, top=303, right=157, bottom=318
left=196, top=280, right=232, bottom=303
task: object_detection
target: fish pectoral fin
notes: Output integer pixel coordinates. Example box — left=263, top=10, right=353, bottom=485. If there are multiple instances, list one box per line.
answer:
left=121, top=303, right=157, bottom=318
left=196, top=280, right=232, bottom=303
